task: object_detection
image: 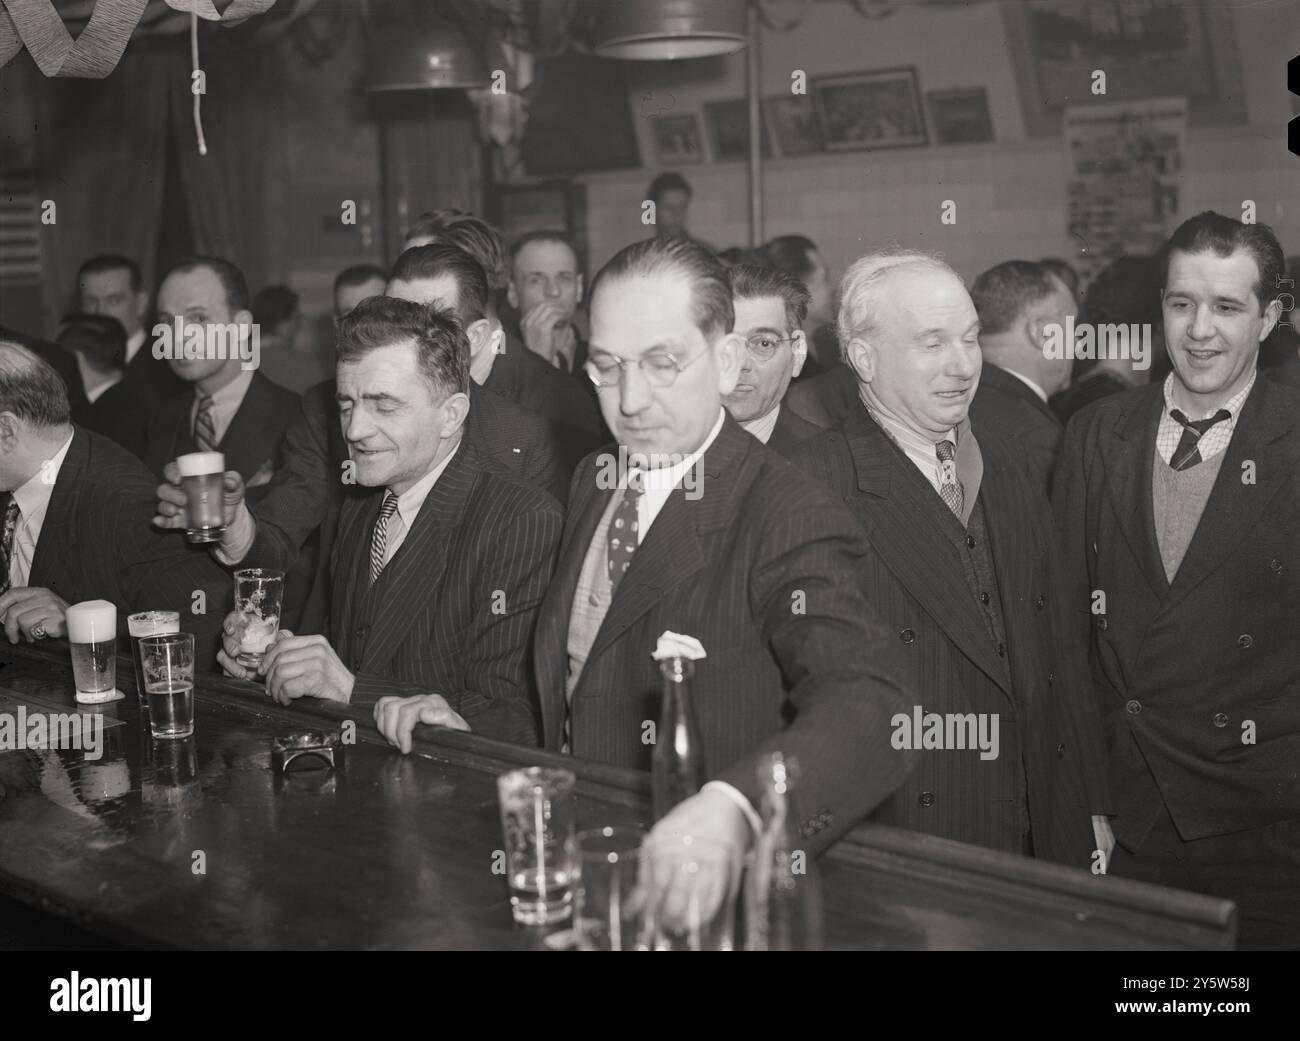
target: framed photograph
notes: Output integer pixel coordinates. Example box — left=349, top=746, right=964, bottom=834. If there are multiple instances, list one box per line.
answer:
left=765, top=95, right=825, bottom=156
left=927, top=88, right=994, bottom=145
left=651, top=114, right=704, bottom=165
left=812, top=68, right=928, bottom=151
left=704, top=100, right=772, bottom=163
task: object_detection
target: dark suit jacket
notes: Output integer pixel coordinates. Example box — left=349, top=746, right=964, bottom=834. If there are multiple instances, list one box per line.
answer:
left=792, top=408, right=1109, bottom=866
left=121, top=339, right=185, bottom=404
left=331, top=439, right=562, bottom=745
left=25, top=427, right=231, bottom=664
left=244, top=379, right=564, bottom=634
left=71, top=381, right=149, bottom=460
left=969, top=364, right=1063, bottom=491
left=143, top=371, right=300, bottom=485
left=0, top=325, right=87, bottom=414
left=783, top=362, right=857, bottom=430
left=485, top=338, right=606, bottom=477
left=1052, top=378, right=1300, bottom=847
left=766, top=404, right=823, bottom=459
left=534, top=416, right=915, bottom=853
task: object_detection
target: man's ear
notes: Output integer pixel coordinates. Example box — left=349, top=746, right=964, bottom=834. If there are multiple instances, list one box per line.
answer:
left=1026, top=311, right=1049, bottom=351
left=1258, top=297, right=1283, bottom=342
left=845, top=336, right=874, bottom=384
left=439, top=391, right=471, bottom=437
left=576, top=273, right=585, bottom=305
left=790, top=330, right=808, bottom=379
left=715, top=331, right=744, bottom=397
left=506, top=281, right=519, bottom=310
left=466, top=318, right=496, bottom=358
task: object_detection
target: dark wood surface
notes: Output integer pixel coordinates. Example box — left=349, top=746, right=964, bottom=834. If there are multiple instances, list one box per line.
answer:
left=0, top=640, right=1236, bottom=950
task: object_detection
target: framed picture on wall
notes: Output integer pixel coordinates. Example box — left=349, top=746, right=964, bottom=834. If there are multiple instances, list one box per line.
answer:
left=812, top=68, right=928, bottom=151
left=927, top=88, right=994, bottom=145
left=765, top=95, right=825, bottom=156
left=651, top=114, right=704, bottom=165
left=704, top=99, right=772, bottom=162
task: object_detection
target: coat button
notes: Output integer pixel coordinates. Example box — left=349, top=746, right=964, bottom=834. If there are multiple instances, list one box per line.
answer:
left=965, top=534, right=976, bottom=549
left=899, top=628, right=915, bottom=644
left=996, top=642, right=1006, bottom=658
left=1047, top=671, right=1055, bottom=685
left=980, top=591, right=990, bottom=605
left=1237, top=634, right=1254, bottom=649
left=354, top=626, right=366, bottom=639
left=1098, top=617, right=1109, bottom=631
left=1056, top=742, right=1066, bottom=758
left=1035, top=595, right=1046, bottom=610
left=1126, top=699, right=1142, bottom=715
left=918, top=791, right=935, bottom=807
left=1269, top=558, right=1285, bottom=574
left=1213, top=713, right=1229, bottom=728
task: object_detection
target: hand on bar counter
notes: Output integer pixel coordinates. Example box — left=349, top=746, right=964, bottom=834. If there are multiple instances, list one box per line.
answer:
left=0, top=587, right=70, bottom=642
left=374, top=694, right=470, bottom=754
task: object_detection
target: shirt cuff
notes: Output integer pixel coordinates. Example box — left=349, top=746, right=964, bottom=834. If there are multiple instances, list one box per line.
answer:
left=213, top=503, right=256, bottom=566
left=703, top=780, right=762, bottom=839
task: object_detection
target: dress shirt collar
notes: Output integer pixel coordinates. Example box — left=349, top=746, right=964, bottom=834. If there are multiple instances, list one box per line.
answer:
left=1162, top=369, right=1256, bottom=424
left=628, top=408, right=726, bottom=525
left=387, top=440, right=458, bottom=533
left=12, top=431, right=74, bottom=530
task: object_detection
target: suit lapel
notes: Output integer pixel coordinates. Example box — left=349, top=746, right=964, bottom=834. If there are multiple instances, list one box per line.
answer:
left=1163, top=379, right=1298, bottom=608
left=1099, top=388, right=1169, bottom=600
left=220, top=373, right=272, bottom=477
left=845, top=409, right=1012, bottom=695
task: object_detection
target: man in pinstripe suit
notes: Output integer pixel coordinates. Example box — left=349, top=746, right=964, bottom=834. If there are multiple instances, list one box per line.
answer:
left=215, top=298, right=562, bottom=746
left=535, top=237, right=915, bottom=901
left=791, top=249, right=1112, bottom=869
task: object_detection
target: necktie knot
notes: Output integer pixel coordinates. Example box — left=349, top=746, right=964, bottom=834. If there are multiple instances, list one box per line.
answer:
left=935, top=439, right=956, bottom=463
left=1170, top=407, right=1230, bottom=435
left=1169, top=408, right=1231, bottom=471
left=378, top=491, right=399, bottom=519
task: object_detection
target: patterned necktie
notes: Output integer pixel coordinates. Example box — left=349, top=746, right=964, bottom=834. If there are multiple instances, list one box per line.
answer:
left=0, top=496, right=19, bottom=596
left=1169, top=408, right=1230, bottom=471
left=369, top=491, right=400, bottom=585
left=935, top=440, right=964, bottom=519
left=193, top=392, right=218, bottom=451
left=606, top=472, right=643, bottom=599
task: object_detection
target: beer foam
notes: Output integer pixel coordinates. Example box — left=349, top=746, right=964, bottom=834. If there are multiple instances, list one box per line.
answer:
left=66, top=600, right=116, bottom=644
left=128, top=611, right=181, bottom=638
left=175, top=451, right=225, bottom=477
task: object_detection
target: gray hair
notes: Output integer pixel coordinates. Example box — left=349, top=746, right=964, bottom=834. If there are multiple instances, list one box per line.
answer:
left=837, top=248, right=961, bottom=356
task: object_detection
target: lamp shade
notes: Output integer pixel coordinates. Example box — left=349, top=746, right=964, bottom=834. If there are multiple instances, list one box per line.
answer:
left=593, top=0, right=747, bottom=61
left=365, top=21, right=492, bottom=91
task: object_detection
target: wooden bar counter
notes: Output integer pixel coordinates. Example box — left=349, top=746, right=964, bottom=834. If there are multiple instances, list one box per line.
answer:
left=0, top=640, right=1235, bottom=950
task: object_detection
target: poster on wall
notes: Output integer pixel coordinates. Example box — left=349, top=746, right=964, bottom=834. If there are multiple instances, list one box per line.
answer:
left=1063, top=96, right=1187, bottom=285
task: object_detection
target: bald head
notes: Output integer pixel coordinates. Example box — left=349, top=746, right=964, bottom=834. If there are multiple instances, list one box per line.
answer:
left=0, top=341, right=74, bottom=492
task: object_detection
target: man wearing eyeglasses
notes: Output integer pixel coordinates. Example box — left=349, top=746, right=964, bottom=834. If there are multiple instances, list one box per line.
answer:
left=721, top=263, right=822, bottom=458
left=530, top=236, right=915, bottom=931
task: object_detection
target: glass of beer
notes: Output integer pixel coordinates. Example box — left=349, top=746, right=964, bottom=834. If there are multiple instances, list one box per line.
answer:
left=496, top=767, right=577, bottom=926
left=66, top=600, right=118, bottom=704
left=176, top=451, right=227, bottom=544
left=233, top=569, right=285, bottom=671
left=128, top=610, right=180, bottom=704
left=140, top=632, right=196, bottom=739
left=571, top=826, right=649, bottom=950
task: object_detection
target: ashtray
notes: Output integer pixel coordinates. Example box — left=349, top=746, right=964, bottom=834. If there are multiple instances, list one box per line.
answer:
left=271, top=731, right=344, bottom=773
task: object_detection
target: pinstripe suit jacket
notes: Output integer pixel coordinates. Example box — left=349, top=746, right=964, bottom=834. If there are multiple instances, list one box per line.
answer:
left=969, top=363, right=1062, bottom=492
left=331, top=438, right=562, bottom=746
left=534, top=415, right=915, bottom=853
left=1053, top=378, right=1300, bottom=845
left=792, top=406, right=1109, bottom=867
left=25, top=427, right=231, bottom=665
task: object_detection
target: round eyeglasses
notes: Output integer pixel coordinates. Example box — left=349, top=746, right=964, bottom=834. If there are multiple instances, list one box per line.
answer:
left=585, top=346, right=711, bottom=389
left=742, top=334, right=795, bottom=363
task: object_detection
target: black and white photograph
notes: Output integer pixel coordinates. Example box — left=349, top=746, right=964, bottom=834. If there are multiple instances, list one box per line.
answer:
left=0, top=0, right=1298, bottom=993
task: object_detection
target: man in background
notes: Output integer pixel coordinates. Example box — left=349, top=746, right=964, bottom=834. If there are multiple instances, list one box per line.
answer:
left=334, top=263, right=387, bottom=320
left=58, top=313, right=148, bottom=458
left=506, top=230, right=588, bottom=374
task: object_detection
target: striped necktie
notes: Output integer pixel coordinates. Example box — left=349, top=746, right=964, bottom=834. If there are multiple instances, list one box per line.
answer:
left=1169, top=408, right=1230, bottom=471
left=0, top=496, right=19, bottom=596
left=369, top=491, right=400, bottom=585
left=193, top=392, right=218, bottom=451
left=935, top=440, right=964, bottom=519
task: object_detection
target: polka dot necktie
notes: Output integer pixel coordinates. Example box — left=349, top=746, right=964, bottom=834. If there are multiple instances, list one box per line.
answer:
left=935, top=440, right=964, bottom=519
left=369, top=491, right=400, bottom=586
left=193, top=392, right=218, bottom=452
left=606, top=472, right=643, bottom=598
left=1169, top=408, right=1230, bottom=471
left=0, top=496, right=19, bottom=596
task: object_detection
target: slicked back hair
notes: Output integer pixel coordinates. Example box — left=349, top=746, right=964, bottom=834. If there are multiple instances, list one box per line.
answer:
left=838, top=248, right=960, bottom=354
left=762, top=234, right=820, bottom=284
left=971, top=260, right=1062, bottom=337
left=334, top=263, right=388, bottom=295
left=417, top=216, right=509, bottom=293
left=389, top=244, right=490, bottom=326
left=729, top=263, right=810, bottom=332
left=57, top=313, right=128, bottom=369
left=0, top=341, right=72, bottom=428
left=162, top=256, right=252, bottom=316
left=590, top=235, right=734, bottom=341
left=336, top=295, right=468, bottom=399
left=77, top=254, right=142, bottom=292
left=1159, top=210, right=1286, bottom=313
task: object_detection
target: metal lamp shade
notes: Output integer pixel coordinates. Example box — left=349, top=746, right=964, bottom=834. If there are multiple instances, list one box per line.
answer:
left=365, top=21, right=492, bottom=91
left=593, top=0, right=748, bottom=61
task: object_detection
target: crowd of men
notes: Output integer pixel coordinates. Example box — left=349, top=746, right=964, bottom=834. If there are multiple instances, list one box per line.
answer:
left=1, top=178, right=1297, bottom=947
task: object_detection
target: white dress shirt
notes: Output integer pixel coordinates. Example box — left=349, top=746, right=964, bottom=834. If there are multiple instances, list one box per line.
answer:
left=739, top=404, right=781, bottom=445
left=7, top=433, right=74, bottom=589
left=190, top=368, right=255, bottom=447
left=375, top=448, right=457, bottom=570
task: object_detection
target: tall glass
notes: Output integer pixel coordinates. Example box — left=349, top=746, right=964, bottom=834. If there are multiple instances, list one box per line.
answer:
left=176, top=451, right=226, bottom=544
left=128, top=611, right=180, bottom=703
left=233, top=569, right=284, bottom=670
left=496, top=767, right=577, bottom=926
left=140, top=632, right=195, bottom=739
left=571, top=826, right=649, bottom=950
left=66, top=600, right=117, bottom=704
